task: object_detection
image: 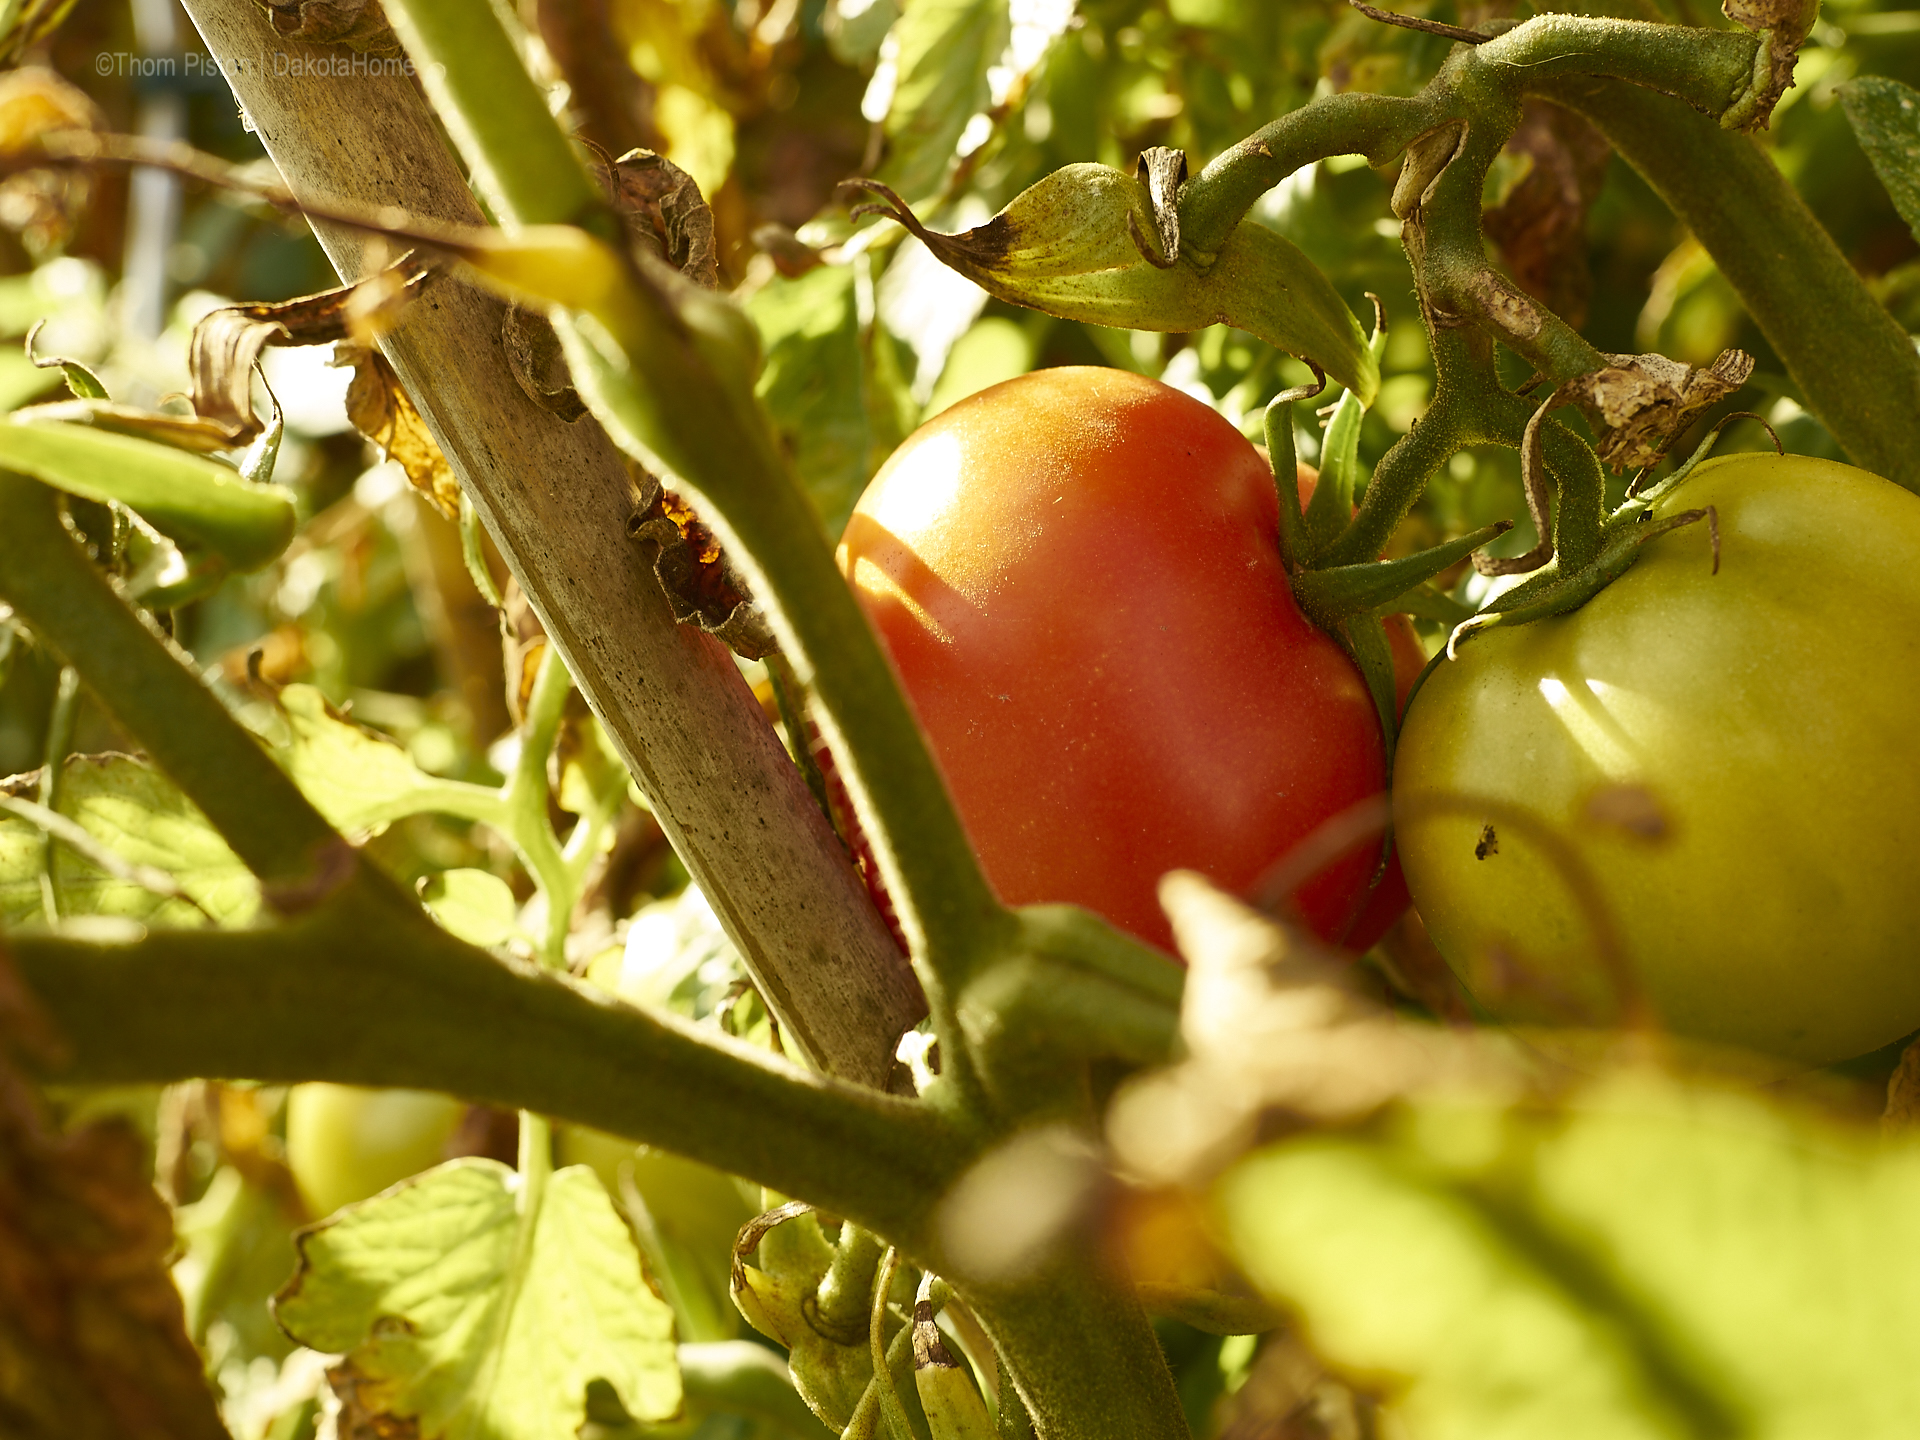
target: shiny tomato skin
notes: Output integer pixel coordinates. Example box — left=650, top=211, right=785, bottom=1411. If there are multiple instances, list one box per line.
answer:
left=1394, top=453, right=1920, bottom=1063
left=839, top=366, right=1397, bottom=954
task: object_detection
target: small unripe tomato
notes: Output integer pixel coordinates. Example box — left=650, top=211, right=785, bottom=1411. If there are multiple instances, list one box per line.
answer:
left=1395, top=453, right=1920, bottom=1062
left=284, top=1083, right=466, bottom=1218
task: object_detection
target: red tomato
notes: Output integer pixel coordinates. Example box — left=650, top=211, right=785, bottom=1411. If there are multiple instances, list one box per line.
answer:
left=838, top=367, right=1407, bottom=954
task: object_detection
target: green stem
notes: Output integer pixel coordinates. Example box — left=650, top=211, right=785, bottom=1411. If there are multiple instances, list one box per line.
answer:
left=9, top=867, right=965, bottom=1251
left=960, top=1244, right=1187, bottom=1440
left=509, top=642, right=576, bottom=965
left=1182, top=91, right=1441, bottom=257
left=1472, top=15, right=1759, bottom=110
left=0, top=473, right=339, bottom=888
left=1557, top=77, right=1920, bottom=492
left=37, top=663, right=80, bottom=923
left=377, top=0, right=607, bottom=235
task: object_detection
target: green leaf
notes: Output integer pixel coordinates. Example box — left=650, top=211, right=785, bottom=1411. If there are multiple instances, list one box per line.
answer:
left=275, top=1159, right=682, bottom=1439
left=267, top=684, right=505, bottom=835
left=1, top=421, right=296, bottom=572
left=1216, top=1072, right=1920, bottom=1440
left=0, top=755, right=257, bottom=926
left=419, top=868, right=520, bottom=948
left=875, top=0, right=1012, bottom=208
left=748, top=265, right=915, bottom=537
left=1842, top=77, right=1920, bottom=245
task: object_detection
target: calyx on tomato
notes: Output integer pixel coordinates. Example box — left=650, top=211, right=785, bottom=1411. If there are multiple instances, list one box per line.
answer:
left=1395, top=452, right=1920, bottom=1063
left=841, top=367, right=1429, bottom=955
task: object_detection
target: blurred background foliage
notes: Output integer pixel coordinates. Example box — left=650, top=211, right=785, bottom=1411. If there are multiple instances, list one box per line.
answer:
left=3, top=0, right=1919, bottom=1434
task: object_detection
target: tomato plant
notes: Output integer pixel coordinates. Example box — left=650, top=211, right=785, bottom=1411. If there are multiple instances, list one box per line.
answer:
left=839, top=366, right=1405, bottom=953
left=1394, top=454, right=1920, bottom=1063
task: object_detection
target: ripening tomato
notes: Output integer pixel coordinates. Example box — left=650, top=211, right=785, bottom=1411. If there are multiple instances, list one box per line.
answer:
left=838, top=366, right=1409, bottom=955
left=1394, top=453, right=1920, bottom=1063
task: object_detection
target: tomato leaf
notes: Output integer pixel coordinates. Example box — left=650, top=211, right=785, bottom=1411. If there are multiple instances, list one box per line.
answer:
left=0, top=755, right=258, bottom=927
left=870, top=0, right=1011, bottom=209
left=748, top=264, right=917, bottom=537
left=1217, top=1072, right=1920, bottom=1440
left=265, top=684, right=505, bottom=836
left=418, top=868, right=519, bottom=949
left=1840, top=76, right=1920, bottom=246
left=274, top=1159, right=682, bottom=1440
left=849, top=166, right=1379, bottom=403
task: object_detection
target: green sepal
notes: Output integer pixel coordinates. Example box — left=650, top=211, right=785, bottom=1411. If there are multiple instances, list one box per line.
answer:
left=1263, top=393, right=1309, bottom=573
left=1300, top=307, right=1388, bottom=557
left=844, top=169, right=1378, bottom=405
left=1291, top=522, right=1511, bottom=628
left=1446, top=506, right=1714, bottom=656
left=1331, top=612, right=1400, bottom=758
left=1390, top=583, right=1479, bottom=629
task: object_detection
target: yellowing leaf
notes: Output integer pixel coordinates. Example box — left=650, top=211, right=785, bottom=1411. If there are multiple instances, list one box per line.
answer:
left=275, top=1159, right=682, bottom=1439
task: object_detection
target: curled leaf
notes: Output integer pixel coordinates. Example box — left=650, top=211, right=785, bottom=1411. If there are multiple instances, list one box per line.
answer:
left=340, top=341, right=461, bottom=518
left=844, top=167, right=1378, bottom=404
left=189, top=259, right=428, bottom=446
left=1566, top=349, right=1754, bottom=471
left=598, top=147, right=720, bottom=290
left=1483, top=101, right=1612, bottom=331
left=626, top=489, right=777, bottom=660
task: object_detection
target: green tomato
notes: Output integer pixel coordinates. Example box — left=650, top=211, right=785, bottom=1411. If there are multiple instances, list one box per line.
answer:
left=1394, top=453, right=1920, bottom=1063
left=284, top=1083, right=466, bottom=1218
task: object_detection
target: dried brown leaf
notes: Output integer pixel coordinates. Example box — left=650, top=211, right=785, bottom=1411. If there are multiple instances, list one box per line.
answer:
left=1483, top=100, right=1612, bottom=331
left=1885, top=1036, right=1920, bottom=1134
left=597, top=148, right=720, bottom=290
left=0, top=946, right=230, bottom=1440
left=1568, top=348, right=1755, bottom=471
left=190, top=261, right=428, bottom=446
left=340, top=342, right=460, bottom=519
left=501, top=303, right=586, bottom=423
left=626, top=489, right=777, bottom=660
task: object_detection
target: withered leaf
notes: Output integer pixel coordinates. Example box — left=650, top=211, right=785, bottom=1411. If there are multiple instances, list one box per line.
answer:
left=248, top=0, right=397, bottom=53
left=501, top=303, right=586, bottom=422
left=627, top=489, right=777, bottom=660
left=0, top=948, right=230, bottom=1440
left=190, top=260, right=428, bottom=447
left=340, top=342, right=461, bottom=519
left=0, top=68, right=104, bottom=254
left=597, top=148, right=720, bottom=290
left=1568, top=348, right=1755, bottom=471
left=494, top=150, right=717, bottom=419
left=1483, top=100, right=1612, bottom=332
